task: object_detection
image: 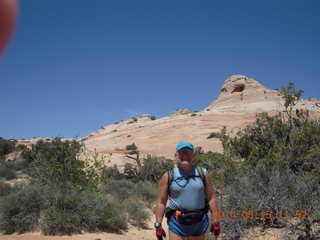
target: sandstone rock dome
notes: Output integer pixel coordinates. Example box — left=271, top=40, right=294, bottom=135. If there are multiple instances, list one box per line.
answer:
left=204, top=75, right=282, bottom=113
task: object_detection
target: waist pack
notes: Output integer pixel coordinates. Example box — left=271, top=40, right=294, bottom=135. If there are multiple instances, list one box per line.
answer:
left=165, top=208, right=205, bottom=225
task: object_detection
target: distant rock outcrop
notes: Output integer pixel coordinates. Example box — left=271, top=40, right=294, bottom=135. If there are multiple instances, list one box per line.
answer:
left=170, top=109, right=191, bottom=116
left=204, top=75, right=320, bottom=113
left=204, top=75, right=282, bottom=113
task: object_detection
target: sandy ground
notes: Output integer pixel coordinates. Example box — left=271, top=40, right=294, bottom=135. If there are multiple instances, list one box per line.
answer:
left=0, top=231, right=153, bottom=240
left=0, top=217, right=168, bottom=240
left=0, top=225, right=155, bottom=240
left=0, top=222, right=296, bottom=240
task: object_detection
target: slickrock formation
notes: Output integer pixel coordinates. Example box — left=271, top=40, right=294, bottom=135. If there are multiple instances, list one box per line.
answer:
left=204, top=75, right=320, bottom=113
left=204, top=75, right=282, bottom=113
left=17, top=75, right=320, bottom=167
left=170, top=109, right=191, bottom=116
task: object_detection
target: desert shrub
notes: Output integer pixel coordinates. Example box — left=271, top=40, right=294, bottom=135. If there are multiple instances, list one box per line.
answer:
left=123, top=198, right=150, bottom=228
left=102, top=179, right=136, bottom=199
left=41, top=188, right=127, bottom=235
left=0, top=184, right=44, bottom=234
left=193, top=151, right=237, bottom=187
left=0, top=181, right=12, bottom=197
left=223, top=112, right=320, bottom=175
left=128, top=118, right=138, bottom=124
left=138, top=155, right=174, bottom=182
left=0, top=137, right=16, bottom=160
left=135, top=181, right=158, bottom=208
left=27, top=138, right=84, bottom=185
left=102, top=164, right=122, bottom=180
left=42, top=205, right=82, bottom=235
left=0, top=182, right=129, bottom=235
left=25, top=138, right=103, bottom=191
left=102, top=179, right=157, bottom=206
left=218, top=166, right=320, bottom=239
left=80, top=194, right=127, bottom=233
left=125, top=143, right=141, bottom=168
left=13, top=158, right=30, bottom=171
left=0, top=161, right=17, bottom=180
left=123, top=163, right=138, bottom=178
left=101, top=179, right=156, bottom=228
left=194, top=146, right=204, bottom=155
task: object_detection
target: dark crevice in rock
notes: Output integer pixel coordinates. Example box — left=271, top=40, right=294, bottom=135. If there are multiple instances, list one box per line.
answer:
left=221, top=87, right=227, bottom=93
left=231, top=84, right=245, bottom=93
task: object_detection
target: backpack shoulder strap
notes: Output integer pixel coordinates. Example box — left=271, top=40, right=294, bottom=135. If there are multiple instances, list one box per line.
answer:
left=167, top=167, right=206, bottom=192
left=167, top=168, right=174, bottom=192
left=196, top=166, right=206, bottom=187
left=167, top=168, right=173, bottom=185
left=196, top=166, right=209, bottom=212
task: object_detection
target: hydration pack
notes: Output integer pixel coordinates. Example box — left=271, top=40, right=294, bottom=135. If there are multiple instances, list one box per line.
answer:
left=167, top=166, right=206, bottom=193
left=165, top=166, right=209, bottom=219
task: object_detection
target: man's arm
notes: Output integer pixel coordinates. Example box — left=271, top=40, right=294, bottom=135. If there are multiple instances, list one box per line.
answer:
left=205, top=172, right=219, bottom=222
left=155, top=173, right=169, bottom=223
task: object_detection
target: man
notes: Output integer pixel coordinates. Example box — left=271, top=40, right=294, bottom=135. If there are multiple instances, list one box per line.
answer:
left=155, top=142, right=220, bottom=240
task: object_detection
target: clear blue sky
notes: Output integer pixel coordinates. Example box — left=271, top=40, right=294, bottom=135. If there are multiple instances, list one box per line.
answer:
left=1, top=0, right=320, bottom=140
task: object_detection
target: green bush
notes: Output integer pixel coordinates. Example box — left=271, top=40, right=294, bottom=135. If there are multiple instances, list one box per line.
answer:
left=102, top=164, right=122, bottom=180
left=80, top=193, right=127, bottom=233
left=135, top=181, right=158, bottom=208
left=42, top=189, right=127, bottom=235
left=27, top=138, right=84, bottom=185
left=193, top=151, right=237, bottom=187
left=13, top=158, right=30, bottom=172
left=0, top=161, right=17, bottom=180
left=102, top=179, right=136, bottom=199
left=123, top=163, right=138, bottom=178
left=0, top=185, right=44, bottom=234
left=0, top=183, right=128, bottom=235
left=138, top=155, right=174, bottom=182
left=123, top=198, right=150, bottom=228
left=42, top=205, right=82, bottom=235
left=0, top=181, right=12, bottom=197
left=0, top=137, right=16, bottom=160
left=25, top=138, right=103, bottom=191
left=101, top=179, right=155, bottom=228
left=102, top=179, right=157, bottom=207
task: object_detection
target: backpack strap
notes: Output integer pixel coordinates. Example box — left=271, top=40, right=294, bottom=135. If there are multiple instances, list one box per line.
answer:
left=196, top=166, right=210, bottom=213
left=167, top=166, right=209, bottom=213
left=167, top=166, right=206, bottom=193
left=196, top=166, right=206, bottom=187
left=167, top=168, right=174, bottom=190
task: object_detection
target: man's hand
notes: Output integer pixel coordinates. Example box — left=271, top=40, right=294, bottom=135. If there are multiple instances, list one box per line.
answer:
left=156, top=227, right=166, bottom=240
left=210, top=222, right=220, bottom=239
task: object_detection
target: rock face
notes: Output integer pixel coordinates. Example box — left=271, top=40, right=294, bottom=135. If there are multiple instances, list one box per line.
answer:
left=204, top=75, right=282, bottom=113
left=170, top=109, right=191, bottom=116
left=204, top=75, right=320, bottom=113
left=17, top=75, right=320, bottom=168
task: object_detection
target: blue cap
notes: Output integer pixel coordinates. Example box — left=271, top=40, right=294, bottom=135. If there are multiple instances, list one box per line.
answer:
left=176, top=142, right=194, bottom=151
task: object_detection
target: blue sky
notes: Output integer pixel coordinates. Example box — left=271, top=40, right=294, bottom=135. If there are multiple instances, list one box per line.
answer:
left=1, top=0, right=320, bottom=140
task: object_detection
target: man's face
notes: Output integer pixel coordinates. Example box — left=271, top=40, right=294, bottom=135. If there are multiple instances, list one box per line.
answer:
left=176, top=148, right=194, bottom=163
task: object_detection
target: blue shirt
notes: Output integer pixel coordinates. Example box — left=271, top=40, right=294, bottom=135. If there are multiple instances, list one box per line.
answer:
left=168, top=166, right=207, bottom=211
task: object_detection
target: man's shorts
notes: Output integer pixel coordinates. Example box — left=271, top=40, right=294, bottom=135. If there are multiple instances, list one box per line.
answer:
left=167, top=214, right=209, bottom=237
